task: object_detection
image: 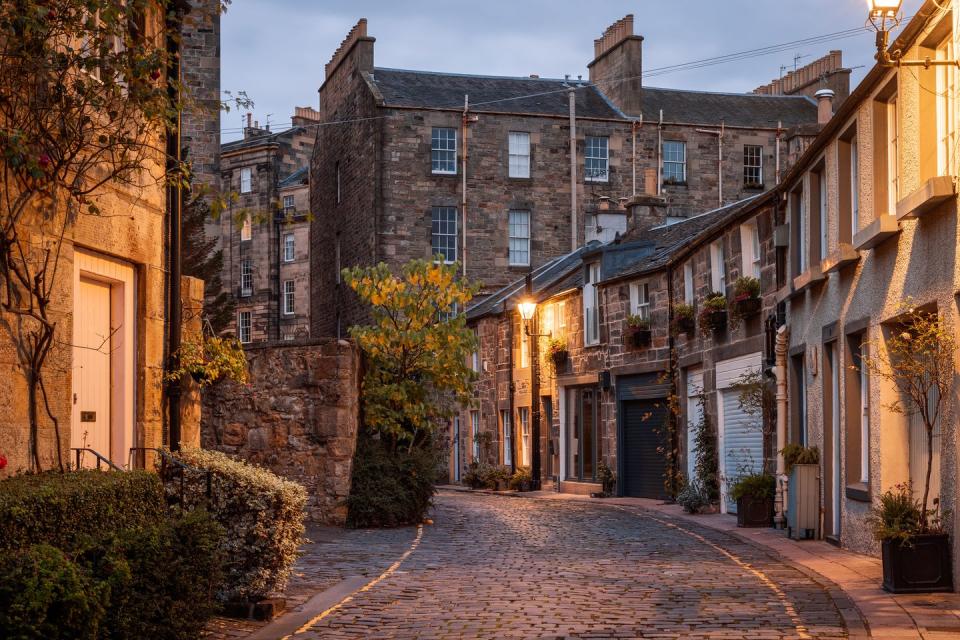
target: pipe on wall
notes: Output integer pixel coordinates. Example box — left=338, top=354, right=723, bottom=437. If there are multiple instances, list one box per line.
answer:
left=774, top=324, right=789, bottom=526
left=461, top=94, right=469, bottom=277
left=568, top=84, right=577, bottom=252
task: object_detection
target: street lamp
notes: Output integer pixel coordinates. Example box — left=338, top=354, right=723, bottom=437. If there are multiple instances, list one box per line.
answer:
left=516, top=275, right=551, bottom=490
left=517, top=299, right=537, bottom=324
left=867, top=0, right=957, bottom=68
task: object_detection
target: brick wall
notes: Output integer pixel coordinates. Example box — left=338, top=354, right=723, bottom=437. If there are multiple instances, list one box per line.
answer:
left=200, top=340, right=361, bottom=524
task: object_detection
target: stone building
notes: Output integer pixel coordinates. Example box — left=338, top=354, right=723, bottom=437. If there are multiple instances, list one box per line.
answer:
left=218, top=108, right=319, bottom=343
left=782, top=0, right=959, bottom=573
left=311, top=16, right=837, bottom=338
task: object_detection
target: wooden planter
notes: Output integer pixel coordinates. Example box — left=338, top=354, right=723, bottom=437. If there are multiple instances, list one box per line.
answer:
left=628, top=328, right=652, bottom=348
left=733, top=297, right=762, bottom=318
left=736, top=495, right=774, bottom=528
left=882, top=533, right=954, bottom=593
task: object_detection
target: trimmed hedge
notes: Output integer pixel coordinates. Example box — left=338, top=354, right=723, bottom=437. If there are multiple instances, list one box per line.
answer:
left=0, top=471, right=166, bottom=551
left=170, top=447, right=307, bottom=602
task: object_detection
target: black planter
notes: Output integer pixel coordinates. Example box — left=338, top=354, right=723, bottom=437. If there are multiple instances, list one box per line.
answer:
left=734, top=297, right=762, bottom=318
left=736, top=495, right=774, bottom=528
left=703, top=309, right=727, bottom=333
left=881, top=534, right=954, bottom=593
left=674, top=316, right=695, bottom=336
left=629, top=329, right=652, bottom=348
left=550, top=350, right=569, bottom=369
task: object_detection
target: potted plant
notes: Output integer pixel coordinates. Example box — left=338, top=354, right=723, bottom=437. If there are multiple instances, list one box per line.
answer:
left=488, top=466, right=512, bottom=491
left=672, top=303, right=695, bottom=336
left=509, top=466, right=533, bottom=492
left=729, top=473, right=775, bottom=527
left=595, top=462, right=616, bottom=497
left=731, top=276, right=761, bottom=320
left=860, top=304, right=955, bottom=593
left=547, top=338, right=569, bottom=370
left=625, top=314, right=652, bottom=348
left=869, top=484, right=952, bottom=593
left=699, top=292, right=728, bottom=334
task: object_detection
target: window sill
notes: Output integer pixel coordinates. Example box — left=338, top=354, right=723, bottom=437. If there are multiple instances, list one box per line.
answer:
left=583, top=342, right=604, bottom=349
left=852, top=215, right=900, bottom=251
left=845, top=482, right=870, bottom=503
left=792, top=264, right=825, bottom=293
left=662, top=181, right=688, bottom=188
left=821, top=243, right=860, bottom=274
left=431, top=171, right=458, bottom=177
left=895, top=175, right=957, bottom=221
left=585, top=179, right=610, bottom=185
left=743, top=184, right=765, bottom=191
left=507, top=176, right=532, bottom=182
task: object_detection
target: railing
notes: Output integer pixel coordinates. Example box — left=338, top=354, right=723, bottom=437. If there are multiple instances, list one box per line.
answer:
left=128, top=447, right=213, bottom=509
left=71, top=447, right=124, bottom=472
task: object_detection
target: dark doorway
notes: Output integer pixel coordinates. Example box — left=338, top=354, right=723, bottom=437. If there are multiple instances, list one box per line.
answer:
left=620, top=398, right=668, bottom=498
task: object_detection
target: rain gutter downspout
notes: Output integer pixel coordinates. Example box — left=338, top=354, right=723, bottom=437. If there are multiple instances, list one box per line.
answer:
left=568, top=80, right=577, bottom=252
left=461, top=94, right=470, bottom=277
left=775, top=120, right=783, bottom=185
left=656, top=109, right=663, bottom=194
left=631, top=115, right=643, bottom=197
left=774, top=324, right=789, bottom=527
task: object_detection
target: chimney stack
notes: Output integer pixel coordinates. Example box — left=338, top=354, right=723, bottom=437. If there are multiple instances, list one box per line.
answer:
left=815, top=88, right=835, bottom=125
left=587, top=15, right=643, bottom=116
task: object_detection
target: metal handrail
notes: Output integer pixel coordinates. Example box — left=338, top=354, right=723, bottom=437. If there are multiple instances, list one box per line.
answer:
left=128, top=447, right=213, bottom=507
left=71, top=447, right=124, bottom=472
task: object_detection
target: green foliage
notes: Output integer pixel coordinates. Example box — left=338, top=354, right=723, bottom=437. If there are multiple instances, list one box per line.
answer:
left=182, top=176, right=235, bottom=334
left=703, top=292, right=727, bottom=309
left=626, top=314, right=650, bottom=330
left=462, top=462, right=511, bottom=490
left=692, top=393, right=720, bottom=503
left=343, top=259, right=478, bottom=448
left=728, top=473, right=775, bottom=501
left=677, top=481, right=711, bottom=514
left=0, top=471, right=166, bottom=552
left=868, top=484, right=924, bottom=544
left=166, top=333, right=249, bottom=387
left=781, top=443, right=820, bottom=474
left=509, top=466, right=532, bottom=491
left=463, top=462, right=487, bottom=490
left=732, top=276, right=760, bottom=301
left=597, top=462, right=617, bottom=496
left=347, top=433, right=440, bottom=528
left=672, top=303, right=695, bottom=321
left=0, top=544, right=106, bottom=639
left=169, top=447, right=306, bottom=602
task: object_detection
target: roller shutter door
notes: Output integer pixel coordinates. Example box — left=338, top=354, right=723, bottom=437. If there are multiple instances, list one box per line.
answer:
left=621, top=398, right=668, bottom=499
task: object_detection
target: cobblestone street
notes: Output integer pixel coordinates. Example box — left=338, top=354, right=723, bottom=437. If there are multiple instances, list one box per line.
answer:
left=290, top=491, right=847, bottom=639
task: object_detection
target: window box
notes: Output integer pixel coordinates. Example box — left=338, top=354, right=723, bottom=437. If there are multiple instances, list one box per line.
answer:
left=821, top=243, right=860, bottom=274
left=703, top=309, right=727, bottom=333
left=895, top=176, right=957, bottom=220
left=626, top=327, right=652, bottom=348
left=882, top=534, right=954, bottom=594
left=853, top=215, right=900, bottom=251
left=733, top=296, right=761, bottom=318
left=792, top=264, right=825, bottom=293
left=662, top=178, right=687, bottom=187
left=671, top=303, right=695, bottom=336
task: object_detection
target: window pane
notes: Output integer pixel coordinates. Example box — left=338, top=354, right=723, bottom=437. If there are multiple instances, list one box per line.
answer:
left=744, top=145, right=763, bottom=186
left=431, top=127, right=457, bottom=174
left=663, top=141, right=686, bottom=182
left=508, top=210, right=530, bottom=266
left=585, top=136, right=609, bottom=182
left=431, top=206, right=458, bottom=263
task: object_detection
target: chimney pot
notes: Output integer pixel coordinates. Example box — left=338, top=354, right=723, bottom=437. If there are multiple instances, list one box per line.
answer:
left=815, top=88, right=835, bottom=125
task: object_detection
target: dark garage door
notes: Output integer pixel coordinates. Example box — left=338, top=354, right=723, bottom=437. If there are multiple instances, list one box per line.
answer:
left=620, top=398, right=668, bottom=499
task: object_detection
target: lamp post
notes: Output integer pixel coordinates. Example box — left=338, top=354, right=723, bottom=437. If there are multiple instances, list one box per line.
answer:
left=518, top=275, right=550, bottom=490
left=868, top=0, right=957, bottom=67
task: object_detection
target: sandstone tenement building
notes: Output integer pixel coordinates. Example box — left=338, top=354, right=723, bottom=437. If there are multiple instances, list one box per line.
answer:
left=311, top=16, right=847, bottom=337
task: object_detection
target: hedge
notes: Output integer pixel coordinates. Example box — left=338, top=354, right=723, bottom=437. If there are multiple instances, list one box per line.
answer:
left=170, top=447, right=307, bottom=602
left=0, top=471, right=166, bottom=552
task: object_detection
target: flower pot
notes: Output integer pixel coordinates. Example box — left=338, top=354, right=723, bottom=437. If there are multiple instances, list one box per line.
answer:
left=674, top=316, right=695, bottom=336
left=629, top=329, right=652, bottom=348
left=734, top=297, right=762, bottom=318
left=736, top=495, right=774, bottom=528
left=881, top=533, right=954, bottom=593
left=704, top=309, right=727, bottom=332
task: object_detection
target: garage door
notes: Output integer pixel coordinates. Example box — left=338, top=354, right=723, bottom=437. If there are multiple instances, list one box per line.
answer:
left=716, top=353, right=763, bottom=514
left=621, top=398, right=668, bottom=499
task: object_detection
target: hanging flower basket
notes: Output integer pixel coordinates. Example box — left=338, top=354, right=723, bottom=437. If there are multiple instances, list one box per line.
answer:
left=699, top=293, right=728, bottom=334
left=625, top=314, right=652, bottom=348
left=671, top=303, right=695, bottom=336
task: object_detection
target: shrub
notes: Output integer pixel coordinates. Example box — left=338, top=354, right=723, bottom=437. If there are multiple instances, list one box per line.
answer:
left=508, top=466, right=532, bottom=491
left=597, top=462, right=616, bottom=496
left=732, top=276, right=760, bottom=301
left=347, top=434, right=439, bottom=529
left=866, top=483, right=935, bottom=544
left=0, top=544, right=106, bottom=639
left=728, top=473, right=775, bottom=502
left=169, top=447, right=307, bottom=602
left=0, top=471, right=166, bottom=552
left=677, top=482, right=710, bottom=514
left=486, top=465, right=512, bottom=489
left=463, top=461, right=487, bottom=489
left=626, top=314, right=651, bottom=331
left=781, top=443, right=820, bottom=473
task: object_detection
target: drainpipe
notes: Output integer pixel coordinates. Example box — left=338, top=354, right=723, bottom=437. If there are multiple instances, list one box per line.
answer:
left=775, top=120, right=783, bottom=185
left=656, top=109, right=663, bottom=194
left=461, top=94, right=470, bottom=277
left=526, top=274, right=542, bottom=489
left=695, top=123, right=724, bottom=208
left=568, top=78, right=577, bottom=252
left=631, top=116, right=643, bottom=197
left=165, top=4, right=185, bottom=452
left=275, top=217, right=282, bottom=340
left=506, top=301, right=517, bottom=474
left=774, top=324, right=789, bottom=526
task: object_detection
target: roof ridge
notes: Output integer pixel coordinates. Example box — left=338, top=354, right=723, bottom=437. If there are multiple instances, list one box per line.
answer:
left=373, top=67, right=592, bottom=85
left=643, top=85, right=815, bottom=100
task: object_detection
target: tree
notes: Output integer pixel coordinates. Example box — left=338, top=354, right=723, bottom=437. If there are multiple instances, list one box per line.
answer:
left=343, top=259, right=478, bottom=450
left=0, top=1, right=181, bottom=471
left=182, top=180, right=234, bottom=334
left=861, top=303, right=954, bottom=530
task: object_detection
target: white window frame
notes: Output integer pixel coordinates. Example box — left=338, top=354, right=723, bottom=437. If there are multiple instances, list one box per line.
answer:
left=471, top=410, right=480, bottom=461
left=501, top=410, right=512, bottom=466
left=240, top=217, right=252, bottom=242
left=508, top=210, right=531, bottom=266
left=936, top=36, right=956, bottom=175
left=518, top=407, right=531, bottom=466
left=240, top=167, right=252, bottom=194
left=431, top=206, right=458, bottom=263
left=797, top=187, right=808, bottom=273
left=431, top=127, right=457, bottom=175
left=739, top=221, right=761, bottom=279
left=238, top=311, right=251, bottom=344
left=744, top=144, right=763, bottom=187
left=240, top=259, right=252, bottom=296
left=283, top=233, right=295, bottom=263
left=283, top=194, right=295, bottom=214
left=663, top=140, right=687, bottom=183
left=709, top=240, right=725, bottom=293
left=584, top=136, right=609, bottom=183
left=629, top=282, right=650, bottom=320
left=818, top=170, right=828, bottom=261
left=851, top=135, right=860, bottom=234
left=557, top=300, right=567, bottom=337
left=583, top=263, right=600, bottom=346
left=508, top=132, right=530, bottom=178
left=683, top=262, right=694, bottom=304
left=887, top=94, right=899, bottom=215
left=859, top=340, right=870, bottom=484
left=282, top=279, right=295, bottom=315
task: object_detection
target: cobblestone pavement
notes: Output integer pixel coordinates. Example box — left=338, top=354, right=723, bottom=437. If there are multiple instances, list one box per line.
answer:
left=296, top=491, right=848, bottom=639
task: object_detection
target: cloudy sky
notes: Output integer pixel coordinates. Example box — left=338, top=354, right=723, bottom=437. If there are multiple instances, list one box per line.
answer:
left=221, top=0, right=923, bottom=141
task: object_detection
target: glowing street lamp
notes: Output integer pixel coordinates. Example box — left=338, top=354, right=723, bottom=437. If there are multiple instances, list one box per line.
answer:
left=868, top=0, right=902, bottom=20
left=517, top=299, right=537, bottom=322
left=867, top=0, right=956, bottom=68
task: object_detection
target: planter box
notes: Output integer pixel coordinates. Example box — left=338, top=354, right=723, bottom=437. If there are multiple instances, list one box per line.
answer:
left=733, top=297, right=762, bottom=318
left=736, top=495, right=774, bottom=528
left=550, top=350, right=569, bottom=369
left=674, top=316, right=695, bottom=336
left=703, top=309, right=727, bottom=333
left=787, top=464, right=819, bottom=540
left=629, top=329, right=651, bottom=348
left=882, top=534, right=954, bottom=593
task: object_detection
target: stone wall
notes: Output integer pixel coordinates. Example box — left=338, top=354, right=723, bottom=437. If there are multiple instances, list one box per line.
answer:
left=201, top=340, right=360, bottom=524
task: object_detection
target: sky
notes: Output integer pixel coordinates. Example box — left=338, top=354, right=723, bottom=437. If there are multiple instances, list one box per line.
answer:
left=221, top=0, right=924, bottom=141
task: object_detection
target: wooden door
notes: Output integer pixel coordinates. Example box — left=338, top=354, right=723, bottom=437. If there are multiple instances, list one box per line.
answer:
left=72, top=277, right=112, bottom=467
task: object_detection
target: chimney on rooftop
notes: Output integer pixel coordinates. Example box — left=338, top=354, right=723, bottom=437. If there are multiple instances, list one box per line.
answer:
left=815, top=88, right=835, bottom=125
left=587, top=15, right=643, bottom=116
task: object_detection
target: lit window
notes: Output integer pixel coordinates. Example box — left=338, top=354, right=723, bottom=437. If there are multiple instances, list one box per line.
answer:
left=585, top=136, right=609, bottom=182
left=630, top=282, right=650, bottom=320
left=556, top=300, right=567, bottom=337
left=431, top=206, right=458, bottom=263
left=744, top=145, right=763, bottom=187
left=283, top=233, right=295, bottom=262
left=739, top=221, right=761, bottom=279
left=583, top=263, right=601, bottom=345
left=238, top=311, right=251, bottom=344
left=501, top=410, right=512, bottom=466
left=283, top=280, right=295, bottom=315
left=937, top=36, right=956, bottom=175
left=663, top=141, right=686, bottom=183
left=431, top=127, right=457, bottom=174
left=518, top=407, right=531, bottom=466
left=519, top=322, right=530, bottom=368
left=240, top=167, right=252, bottom=193
left=240, top=217, right=252, bottom=242
left=283, top=195, right=295, bottom=214
left=887, top=94, right=899, bottom=214
left=240, top=259, right=252, bottom=296
left=508, top=132, right=530, bottom=178
left=471, top=411, right=480, bottom=461
left=683, top=262, right=694, bottom=304
left=508, top=210, right=531, bottom=266
left=710, top=240, right=725, bottom=293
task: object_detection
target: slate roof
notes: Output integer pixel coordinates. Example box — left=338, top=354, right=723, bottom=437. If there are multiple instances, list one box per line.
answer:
left=642, top=87, right=816, bottom=128
left=221, top=125, right=304, bottom=154
left=370, top=68, right=626, bottom=119
left=279, top=166, right=308, bottom=189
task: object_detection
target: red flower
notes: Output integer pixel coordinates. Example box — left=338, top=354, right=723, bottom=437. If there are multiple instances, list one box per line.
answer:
left=38, top=154, right=50, bottom=168
left=0, top=453, right=7, bottom=470
left=150, top=69, right=162, bottom=81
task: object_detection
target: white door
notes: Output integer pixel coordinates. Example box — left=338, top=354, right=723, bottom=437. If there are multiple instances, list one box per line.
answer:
left=716, top=353, right=764, bottom=514
left=72, top=277, right=113, bottom=466
left=686, top=368, right=704, bottom=481
left=829, top=345, right=841, bottom=537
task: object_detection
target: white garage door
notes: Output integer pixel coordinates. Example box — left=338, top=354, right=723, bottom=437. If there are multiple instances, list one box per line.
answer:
left=716, top=353, right=763, bottom=514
